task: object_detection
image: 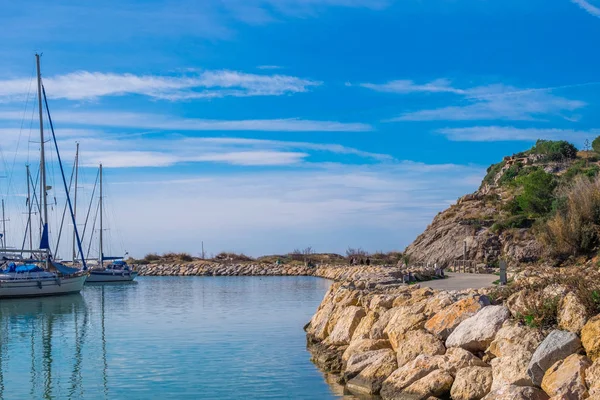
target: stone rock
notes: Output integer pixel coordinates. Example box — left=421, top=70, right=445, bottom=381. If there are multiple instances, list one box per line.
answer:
left=586, top=359, right=600, bottom=396
left=423, top=291, right=458, bottom=318
left=352, top=310, right=378, bottom=340
left=582, top=315, right=600, bottom=361
left=395, top=330, right=446, bottom=368
left=306, top=301, right=335, bottom=340
left=325, top=306, right=366, bottom=345
left=527, top=329, right=583, bottom=387
left=344, top=349, right=396, bottom=382
left=488, top=320, right=544, bottom=389
left=346, top=353, right=398, bottom=396
left=401, top=369, right=454, bottom=400
left=541, top=354, right=591, bottom=399
left=342, top=338, right=391, bottom=362
left=370, top=294, right=396, bottom=310
left=384, top=306, right=428, bottom=350
left=370, top=308, right=395, bottom=340
left=558, top=292, right=589, bottom=334
left=450, top=366, right=493, bottom=400
left=424, top=295, right=490, bottom=340
left=482, top=385, right=549, bottom=400
left=380, top=355, right=446, bottom=398
left=506, top=290, right=533, bottom=318
left=442, top=347, right=488, bottom=376
left=446, top=306, right=510, bottom=352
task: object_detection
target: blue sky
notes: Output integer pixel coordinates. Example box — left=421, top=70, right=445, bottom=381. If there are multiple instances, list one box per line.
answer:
left=1, top=0, right=600, bottom=258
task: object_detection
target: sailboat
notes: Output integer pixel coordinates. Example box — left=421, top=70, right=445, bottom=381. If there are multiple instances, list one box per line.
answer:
left=0, top=54, right=89, bottom=298
left=86, top=164, right=137, bottom=283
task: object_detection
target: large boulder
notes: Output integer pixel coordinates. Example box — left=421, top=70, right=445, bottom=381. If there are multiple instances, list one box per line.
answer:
left=581, top=315, right=600, bottom=361
left=380, top=355, right=446, bottom=398
left=325, top=306, right=366, bottom=345
left=442, top=347, right=488, bottom=376
left=344, top=348, right=396, bottom=382
left=446, top=306, right=510, bottom=352
left=481, top=385, right=549, bottom=400
left=351, top=310, right=379, bottom=340
left=450, top=366, right=493, bottom=400
left=395, top=329, right=446, bottom=368
left=384, top=305, right=428, bottom=350
left=401, top=369, right=454, bottom=399
left=586, top=359, right=600, bottom=396
left=557, top=292, right=589, bottom=334
left=527, top=329, right=583, bottom=387
left=541, top=354, right=592, bottom=399
left=370, top=308, right=395, bottom=339
left=346, top=353, right=397, bottom=396
left=306, top=301, right=335, bottom=340
left=342, top=338, right=391, bottom=362
left=424, top=295, right=490, bottom=340
left=488, top=320, right=544, bottom=389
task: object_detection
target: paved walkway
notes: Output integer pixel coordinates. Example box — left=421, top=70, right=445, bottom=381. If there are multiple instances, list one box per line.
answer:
left=421, top=272, right=497, bottom=291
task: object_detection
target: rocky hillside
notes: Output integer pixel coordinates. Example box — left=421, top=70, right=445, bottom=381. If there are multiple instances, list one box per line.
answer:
left=404, top=140, right=600, bottom=268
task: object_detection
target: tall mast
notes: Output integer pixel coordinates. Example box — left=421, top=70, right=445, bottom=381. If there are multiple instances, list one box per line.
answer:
left=36, top=53, right=49, bottom=264
left=99, top=163, right=103, bottom=266
left=26, top=165, right=33, bottom=251
left=1, top=200, right=6, bottom=248
left=72, top=142, right=79, bottom=261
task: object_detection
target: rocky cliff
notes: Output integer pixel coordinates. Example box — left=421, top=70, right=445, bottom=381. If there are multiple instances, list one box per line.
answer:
left=404, top=145, right=600, bottom=269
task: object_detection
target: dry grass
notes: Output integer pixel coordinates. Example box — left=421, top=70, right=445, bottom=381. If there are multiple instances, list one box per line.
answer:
left=540, top=175, right=600, bottom=261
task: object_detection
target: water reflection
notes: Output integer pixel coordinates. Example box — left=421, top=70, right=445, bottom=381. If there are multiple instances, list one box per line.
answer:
left=0, top=277, right=338, bottom=399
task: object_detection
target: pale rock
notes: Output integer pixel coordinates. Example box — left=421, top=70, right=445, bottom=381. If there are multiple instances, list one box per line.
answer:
left=446, top=306, right=510, bottom=352
left=351, top=310, right=378, bottom=341
left=380, top=355, right=446, bottom=398
left=424, top=295, right=490, bottom=340
left=401, top=369, right=454, bottom=400
left=342, top=338, right=391, bottom=362
left=370, top=294, right=396, bottom=310
left=482, top=385, right=549, bottom=400
left=346, top=353, right=398, bottom=395
left=450, top=366, right=493, bottom=400
left=325, top=306, right=366, bottom=345
left=370, top=308, right=395, bottom=339
left=344, top=348, right=396, bottom=382
left=488, top=320, right=544, bottom=389
left=558, top=292, right=589, bottom=334
left=541, top=354, right=591, bottom=399
left=306, top=301, right=335, bottom=340
left=527, top=329, right=583, bottom=387
left=586, top=359, right=600, bottom=396
left=423, top=291, right=458, bottom=318
left=582, top=315, right=600, bottom=361
left=395, top=329, right=446, bottom=368
left=384, top=306, right=428, bottom=350
left=506, top=290, right=534, bottom=318
left=442, top=347, right=488, bottom=376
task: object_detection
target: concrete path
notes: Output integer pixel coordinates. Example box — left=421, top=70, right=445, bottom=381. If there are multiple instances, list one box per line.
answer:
left=421, top=272, right=497, bottom=291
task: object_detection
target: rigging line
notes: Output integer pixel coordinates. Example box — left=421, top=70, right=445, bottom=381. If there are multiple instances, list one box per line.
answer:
left=80, top=169, right=99, bottom=246
left=53, top=158, right=76, bottom=257
left=86, top=200, right=100, bottom=259
left=41, top=84, right=87, bottom=270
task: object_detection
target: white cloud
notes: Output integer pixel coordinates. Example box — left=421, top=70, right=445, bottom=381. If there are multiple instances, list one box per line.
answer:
left=359, top=79, right=588, bottom=122
left=257, top=65, right=283, bottom=70
left=0, top=70, right=322, bottom=102
left=571, top=0, right=600, bottom=17
left=437, top=126, right=600, bottom=143
left=0, top=110, right=372, bottom=132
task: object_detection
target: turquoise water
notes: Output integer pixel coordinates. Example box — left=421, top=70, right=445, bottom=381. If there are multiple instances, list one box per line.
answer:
left=0, top=277, right=344, bottom=400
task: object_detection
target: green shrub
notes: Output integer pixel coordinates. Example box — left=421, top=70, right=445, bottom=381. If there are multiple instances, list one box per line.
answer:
left=482, top=161, right=506, bottom=186
left=490, top=215, right=533, bottom=233
left=593, top=136, right=600, bottom=154
left=515, top=169, right=557, bottom=217
left=531, top=139, right=578, bottom=161
left=498, top=163, right=521, bottom=186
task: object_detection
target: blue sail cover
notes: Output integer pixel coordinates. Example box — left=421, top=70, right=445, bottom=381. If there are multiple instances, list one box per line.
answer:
left=52, top=262, right=80, bottom=275
left=39, top=223, right=50, bottom=250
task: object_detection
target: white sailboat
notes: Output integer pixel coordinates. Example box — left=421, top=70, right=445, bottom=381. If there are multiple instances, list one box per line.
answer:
left=0, top=54, right=89, bottom=298
left=86, top=164, right=137, bottom=283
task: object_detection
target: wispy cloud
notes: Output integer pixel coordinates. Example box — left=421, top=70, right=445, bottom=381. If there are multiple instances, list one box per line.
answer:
left=0, top=70, right=322, bottom=102
left=571, top=0, right=600, bottom=17
left=0, top=110, right=372, bottom=132
left=257, top=65, right=283, bottom=70
left=359, top=78, right=588, bottom=121
left=437, top=126, right=600, bottom=143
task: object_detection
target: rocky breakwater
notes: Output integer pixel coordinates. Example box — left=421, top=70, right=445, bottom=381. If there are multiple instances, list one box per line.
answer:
left=305, top=266, right=600, bottom=399
left=135, top=262, right=438, bottom=282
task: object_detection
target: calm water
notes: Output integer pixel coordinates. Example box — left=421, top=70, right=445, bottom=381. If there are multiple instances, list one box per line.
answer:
left=0, top=276, right=344, bottom=400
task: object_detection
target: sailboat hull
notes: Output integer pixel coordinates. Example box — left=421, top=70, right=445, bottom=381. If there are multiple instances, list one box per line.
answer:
left=0, top=272, right=88, bottom=298
left=86, top=270, right=138, bottom=283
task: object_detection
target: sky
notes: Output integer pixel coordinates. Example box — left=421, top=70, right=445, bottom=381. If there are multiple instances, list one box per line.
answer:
left=1, top=0, right=600, bottom=258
